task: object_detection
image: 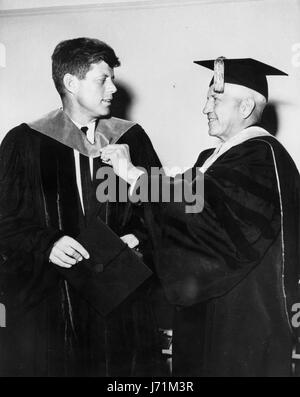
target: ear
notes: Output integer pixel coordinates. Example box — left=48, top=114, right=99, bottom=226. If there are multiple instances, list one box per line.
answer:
left=62, top=73, right=78, bottom=95
left=240, top=97, right=255, bottom=119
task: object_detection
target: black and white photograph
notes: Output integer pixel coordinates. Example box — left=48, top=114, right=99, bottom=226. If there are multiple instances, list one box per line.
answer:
left=0, top=0, right=300, bottom=381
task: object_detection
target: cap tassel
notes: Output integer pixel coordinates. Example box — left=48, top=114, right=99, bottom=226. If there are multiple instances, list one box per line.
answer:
left=214, top=56, right=226, bottom=93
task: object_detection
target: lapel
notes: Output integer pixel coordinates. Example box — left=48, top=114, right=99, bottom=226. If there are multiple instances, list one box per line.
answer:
left=194, top=148, right=215, bottom=167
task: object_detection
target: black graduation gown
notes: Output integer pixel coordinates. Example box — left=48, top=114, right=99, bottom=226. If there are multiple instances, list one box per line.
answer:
left=0, top=115, right=161, bottom=377
left=150, top=135, right=300, bottom=377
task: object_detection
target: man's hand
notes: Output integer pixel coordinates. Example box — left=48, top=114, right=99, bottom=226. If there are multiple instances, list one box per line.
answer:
left=121, top=234, right=139, bottom=249
left=49, top=236, right=90, bottom=268
left=100, top=144, right=143, bottom=186
left=101, top=143, right=131, bottom=168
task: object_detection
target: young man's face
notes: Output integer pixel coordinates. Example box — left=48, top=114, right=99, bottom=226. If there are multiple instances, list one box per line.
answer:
left=73, top=61, right=117, bottom=120
left=202, top=84, right=242, bottom=142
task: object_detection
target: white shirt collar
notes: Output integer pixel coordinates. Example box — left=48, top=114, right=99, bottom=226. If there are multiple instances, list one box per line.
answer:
left=71, top=119, right=96, bottom=144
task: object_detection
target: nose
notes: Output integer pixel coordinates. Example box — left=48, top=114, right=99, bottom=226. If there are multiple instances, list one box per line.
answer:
left=203, top=98, right=212, bottom=115
left=108, top=80, right=117, bottom=95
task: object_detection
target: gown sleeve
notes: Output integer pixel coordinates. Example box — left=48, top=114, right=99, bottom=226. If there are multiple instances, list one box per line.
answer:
left=0, top=127, right=63, bottom=316
left=0, top=127, right=63, bottom=263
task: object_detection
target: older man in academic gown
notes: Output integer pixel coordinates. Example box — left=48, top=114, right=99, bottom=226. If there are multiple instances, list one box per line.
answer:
left=102, top=57, right=300, bottom=377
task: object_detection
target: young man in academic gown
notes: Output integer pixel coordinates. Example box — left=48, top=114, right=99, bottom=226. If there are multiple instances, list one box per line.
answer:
left=102, top=57, right=300, bottom=377
left=0, top=38, right=162, bottom=377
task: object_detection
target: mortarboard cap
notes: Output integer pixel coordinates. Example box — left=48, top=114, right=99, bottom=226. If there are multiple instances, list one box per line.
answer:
left=194, top=57, right=288, bottom=100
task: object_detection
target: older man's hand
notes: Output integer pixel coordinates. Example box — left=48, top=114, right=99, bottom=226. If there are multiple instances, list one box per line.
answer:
left=100, top=144, right=143, bottom=186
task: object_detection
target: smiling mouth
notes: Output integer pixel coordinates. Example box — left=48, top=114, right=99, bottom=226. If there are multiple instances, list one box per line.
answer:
left=102, top=99, right=112, bottom=104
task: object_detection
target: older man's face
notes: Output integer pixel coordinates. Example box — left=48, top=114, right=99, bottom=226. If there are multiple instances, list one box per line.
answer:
left=203, top=84, right=242, bottom=141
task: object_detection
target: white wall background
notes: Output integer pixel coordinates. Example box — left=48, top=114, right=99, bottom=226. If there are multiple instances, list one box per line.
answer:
left=0, top=0, right=299, bottom=170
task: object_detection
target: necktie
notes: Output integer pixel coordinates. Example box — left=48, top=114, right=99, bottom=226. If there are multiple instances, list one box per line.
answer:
left=79, top=127, right=93, bottom=220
